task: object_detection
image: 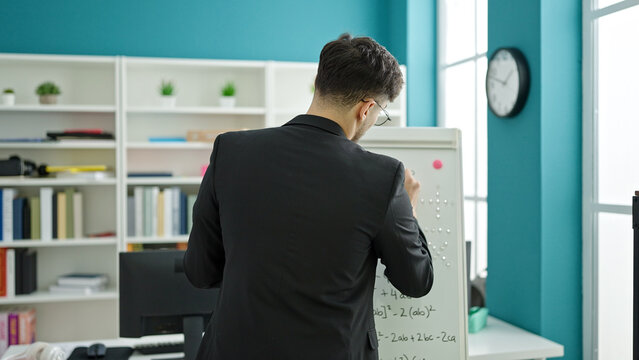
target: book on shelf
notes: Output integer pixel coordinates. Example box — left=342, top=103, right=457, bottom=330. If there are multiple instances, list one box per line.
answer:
left=127, top=172, right=173, bottom=178
left=57, top=273, right=107, bottom=287
left=134, top=187, right=143, bottom=237
left=51, top=193, right=57, bottom=239
left=0, top=138, right=48, bottom=143
left=151, top=187, right=159, bottom=238
left=29, top=197, right=40, bottom=241
left=17, top=308, right=36, bottom=345
left=14, top=250, right=36, bottom=296
left=0, top=248, right=37, bottom=298
left=65, top=188, right=74, bottom=239
left=48, top=284, right=105, bottom=295
left=6, top=250, right=14, bottom=297
left=2, top=189, right=17, bottom=241
left=12, top=198, right=24, bottom=241
left=127, top=196, right=135, bottom=237
left=127, top=242, right=188, bottom=252
left=0, top=308, right=36, bottom=349
left=73, top=192, right=82, bottom=238
left=56, top=192, right=66, bottom=239
left=0, top=249, right=6, bottom=297
left=148, top=137, right=186, bottom=142
left=128, top=186, right=195, bottom=239
left=54, top=171, right=114, bottom=180
left=46, top=131, right=114, bottom=140
left=0, top=311, right=7, bottom=355
left=1, top=188, right=84, bottom=241
left=39, top=188, right=52, bottom=241
left=157, top=191, right=165, bottom=237
left=163, top=188, right=173, bottom=237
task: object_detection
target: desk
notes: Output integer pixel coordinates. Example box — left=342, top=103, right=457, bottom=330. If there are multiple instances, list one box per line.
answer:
left=468, top=316, right=564, bottom=360
left=2, top=316, right=563, bottom=360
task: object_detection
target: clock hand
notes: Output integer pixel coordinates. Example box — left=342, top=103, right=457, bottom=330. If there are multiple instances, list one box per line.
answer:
left=488, top=75, right=506, bottom=85
left=504, top=69, right=514, bottom=83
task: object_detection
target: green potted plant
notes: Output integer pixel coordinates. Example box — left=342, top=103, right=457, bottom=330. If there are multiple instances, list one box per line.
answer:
left=36, top=82, right=61, bottom=105
left=159, top=80, right=176, bottom=107
left=219, top=81, right=236, bottom=107
left=2, top=88, right=15, bottom=106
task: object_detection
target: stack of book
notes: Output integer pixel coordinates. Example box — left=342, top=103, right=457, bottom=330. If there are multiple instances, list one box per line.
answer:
left=49, top=273, right=107, bottom=295
left=0, top=249, right=37, bottom=297
left=127, top=187, right=196, bottom=238
left=1, top=187, right=83, bottom=241
left=0, top=308, right=36, bottom=355
left=46, top=129, right=114, bottom=141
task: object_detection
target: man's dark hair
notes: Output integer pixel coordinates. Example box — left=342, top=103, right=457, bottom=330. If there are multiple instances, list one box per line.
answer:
left=314, top=33, right=404, bottom=107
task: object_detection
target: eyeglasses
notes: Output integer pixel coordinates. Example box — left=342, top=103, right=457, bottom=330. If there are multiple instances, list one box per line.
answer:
left=361, top=99, right=392, bottom=126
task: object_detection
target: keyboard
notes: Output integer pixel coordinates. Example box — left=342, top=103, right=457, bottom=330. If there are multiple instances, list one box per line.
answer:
left=133, top=341, right=185, bottom=355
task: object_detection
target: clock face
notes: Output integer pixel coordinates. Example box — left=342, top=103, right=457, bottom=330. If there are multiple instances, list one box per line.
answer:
left=486, top=48, right=529, bottom=118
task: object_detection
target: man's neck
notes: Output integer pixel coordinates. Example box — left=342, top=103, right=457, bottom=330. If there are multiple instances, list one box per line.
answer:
left=306, top=102, right=355, bottom=140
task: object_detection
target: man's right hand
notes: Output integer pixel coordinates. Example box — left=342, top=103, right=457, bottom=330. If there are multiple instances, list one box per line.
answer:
left=404, top=168, right=421, bottom=218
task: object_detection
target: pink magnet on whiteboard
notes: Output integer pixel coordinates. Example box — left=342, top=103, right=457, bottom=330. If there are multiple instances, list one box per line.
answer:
left=201, top=164, right=208, bottom=177
left=433, top=160, right=443, bottom=170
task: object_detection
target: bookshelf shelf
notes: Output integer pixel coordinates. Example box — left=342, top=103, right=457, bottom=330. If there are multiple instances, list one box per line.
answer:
left=126, top=236, right=189, bottom=244
left=273, top=108, right=402, bottom=118
left=0, top=289, right=118, bottom=305
left=126, top=142, right=213, bottom=150
left=0, top=177, right=117, bottom=187
left=0, top=237, right=118, bottom=248
left=126, top=177, right=202, bottom=185
left=127, top=106, right=266, bottom=115
left=0, top=105, right=116, bottom=113
left=0, top=141, right=116, bottom=149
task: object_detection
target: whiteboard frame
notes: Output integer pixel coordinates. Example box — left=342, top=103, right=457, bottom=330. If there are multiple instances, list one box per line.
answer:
left=361, top=127, right=469, bottom=359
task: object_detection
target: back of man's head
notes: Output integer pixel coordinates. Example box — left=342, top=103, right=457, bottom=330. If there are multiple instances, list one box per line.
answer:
left=314, top=34, right=404, bottom=109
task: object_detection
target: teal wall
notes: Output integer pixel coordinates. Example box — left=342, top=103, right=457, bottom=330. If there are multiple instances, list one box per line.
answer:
left=0, top=0, right=438, bottom=126
left=0, top=0, right=387, bottom=62
left=486, top=0, right=582, bottom=359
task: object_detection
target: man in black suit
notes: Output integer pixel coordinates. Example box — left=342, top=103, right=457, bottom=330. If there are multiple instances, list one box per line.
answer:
left=184, top=34, right=433, bottom=360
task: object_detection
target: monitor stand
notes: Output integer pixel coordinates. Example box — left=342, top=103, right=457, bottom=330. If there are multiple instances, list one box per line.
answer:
left=154, top=316, right=203, bottom=360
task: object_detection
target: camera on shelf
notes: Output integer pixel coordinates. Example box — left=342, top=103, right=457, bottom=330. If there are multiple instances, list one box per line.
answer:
left=0, top=155, right=37, bottom=176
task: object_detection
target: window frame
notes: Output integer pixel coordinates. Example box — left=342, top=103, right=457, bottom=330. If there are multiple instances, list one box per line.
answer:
left=582, top=0, right=638, bottom=359
left=437, top=0, right=488, bottom=280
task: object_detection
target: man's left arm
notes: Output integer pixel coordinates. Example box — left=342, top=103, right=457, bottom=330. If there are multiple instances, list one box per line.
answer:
left=183, top=136, right=224, bottom=288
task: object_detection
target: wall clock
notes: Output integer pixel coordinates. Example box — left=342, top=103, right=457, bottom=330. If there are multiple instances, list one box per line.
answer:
left=486, top=47, right=530, bottom=118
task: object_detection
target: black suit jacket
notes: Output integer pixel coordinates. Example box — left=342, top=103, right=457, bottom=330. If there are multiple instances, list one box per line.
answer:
left=184, top=115, right=433, bottom=360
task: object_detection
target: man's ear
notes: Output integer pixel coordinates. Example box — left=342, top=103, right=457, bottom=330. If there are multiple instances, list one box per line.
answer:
left=357, top=100, right=375, bottom=124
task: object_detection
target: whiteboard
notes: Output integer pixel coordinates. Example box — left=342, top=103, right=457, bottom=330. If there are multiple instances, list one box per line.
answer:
left=361, top=127, right=469, bottom=360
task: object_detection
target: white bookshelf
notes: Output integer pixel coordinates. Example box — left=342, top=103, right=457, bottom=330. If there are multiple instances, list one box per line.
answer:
left=0, top=289, right=118, bottom=305
left=0, top=141, right=117, bottom=149
left=126, top=142, right=212, bottom=150
left=0, top=178, right=116, bottom=186
left=126, top=177, right=202, bottom=185
left=127, top=106, right=266, bottom=115
left=0, top=105, right=116, bottom=113
left=126, top=236, right=189, bottom=244
left=0, top=53, right=121, bottom=342
left=0, top=238, right=118, bottom=248
left=0, top=52, right=408, bottom=342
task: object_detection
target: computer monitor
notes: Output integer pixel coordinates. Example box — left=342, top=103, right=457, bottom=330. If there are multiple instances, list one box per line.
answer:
left=119, top=250, right=219, bottom=360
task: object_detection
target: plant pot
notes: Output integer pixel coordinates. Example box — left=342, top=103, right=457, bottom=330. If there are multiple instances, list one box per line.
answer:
left=160, top=95, right=176, bottom=108
left=219, top=96, right=236, bottom=108
left=39, top=95, right=58, bottom=105
left=1, top=94, right=15, bottom=106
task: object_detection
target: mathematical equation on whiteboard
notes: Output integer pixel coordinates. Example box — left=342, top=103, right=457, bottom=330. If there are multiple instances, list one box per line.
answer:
left=376, top=330, right=457, bottom=344
left=374, top=273, right=458, bottom=348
